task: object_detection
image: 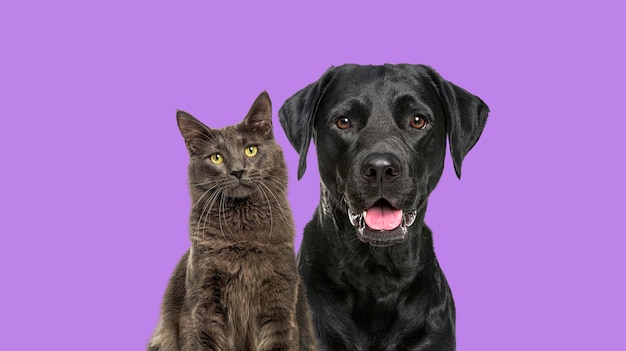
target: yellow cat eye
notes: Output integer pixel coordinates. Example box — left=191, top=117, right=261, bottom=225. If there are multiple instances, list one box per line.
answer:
left=244, top=145, right=258, bottom=158
left=209, top=153, right=224, bottom=165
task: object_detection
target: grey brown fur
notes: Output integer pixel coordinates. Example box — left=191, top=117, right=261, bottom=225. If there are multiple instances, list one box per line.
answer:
left=148, top=92, right=316, bottom=351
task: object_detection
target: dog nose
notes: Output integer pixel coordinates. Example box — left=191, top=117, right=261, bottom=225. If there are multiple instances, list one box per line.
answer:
left=361, top=153, right=401, bottom=185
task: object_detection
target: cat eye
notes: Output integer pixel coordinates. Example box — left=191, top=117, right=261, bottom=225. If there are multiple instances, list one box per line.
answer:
left=209, top=153, right=224, bottom=165
left=244, top=145, right=258, bottom=158
left=410, top=115, right=428, bottom=130
left=336, top=117, right=352, bottom=130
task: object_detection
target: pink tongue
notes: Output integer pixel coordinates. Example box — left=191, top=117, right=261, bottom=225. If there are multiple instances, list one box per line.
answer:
left=364, top=203, right=403, bottom=231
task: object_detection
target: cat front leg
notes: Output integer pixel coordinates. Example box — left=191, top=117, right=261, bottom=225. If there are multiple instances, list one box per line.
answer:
left=254, top=272, right=300, bottom=351
left=178, top=297, right=228, bottom=351
left=255, top=306, right=299, bottom=351
left=147, top=251, right=189, bottom=351
left=295, top=279, right=317, bottom=351
left=147, top=315, right=181, bottom=351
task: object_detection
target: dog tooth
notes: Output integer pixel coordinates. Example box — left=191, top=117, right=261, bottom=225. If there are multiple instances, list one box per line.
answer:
left=347, top=208, right=366, bottom=229
left=402, top=210, right=418, bottom=227
left=348, top=209, right=360, bottom=227
left=357, top=226, right=365, bottom=237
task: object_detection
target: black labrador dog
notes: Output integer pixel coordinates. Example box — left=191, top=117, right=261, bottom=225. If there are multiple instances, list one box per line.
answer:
left=279, top=64, right=489, bottom=351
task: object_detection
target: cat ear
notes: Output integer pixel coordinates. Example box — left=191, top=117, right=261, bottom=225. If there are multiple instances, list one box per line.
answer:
left=176, top=110, right=215, bottom=156
left=422, top=66, right=490, bottom=179
left=278, top=67, right=336, bottom=180
left=243, top=91, right=273, bottom=138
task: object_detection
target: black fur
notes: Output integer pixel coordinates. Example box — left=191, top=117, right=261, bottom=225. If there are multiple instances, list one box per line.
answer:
left=279, top=64, right=489, bottom=350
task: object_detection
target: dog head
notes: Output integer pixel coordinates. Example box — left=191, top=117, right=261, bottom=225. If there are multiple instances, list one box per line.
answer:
left=279, top=64, right=489, bottom=246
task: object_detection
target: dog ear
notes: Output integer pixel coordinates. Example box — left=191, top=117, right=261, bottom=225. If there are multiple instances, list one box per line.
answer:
left=279, top=68, right=336, bottom=180
left=429, top=69, right=489, bottom=179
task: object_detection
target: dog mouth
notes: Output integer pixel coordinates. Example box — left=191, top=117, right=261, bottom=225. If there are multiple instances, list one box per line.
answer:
left=347, top=199, right=417, bottom=246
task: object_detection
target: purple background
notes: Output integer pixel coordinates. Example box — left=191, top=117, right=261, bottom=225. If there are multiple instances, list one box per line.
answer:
left=1, top=1, right=624, bottom=349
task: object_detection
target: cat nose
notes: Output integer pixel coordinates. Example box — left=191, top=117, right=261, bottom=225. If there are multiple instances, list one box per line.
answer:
left=230, top=169, right=245, bottom=179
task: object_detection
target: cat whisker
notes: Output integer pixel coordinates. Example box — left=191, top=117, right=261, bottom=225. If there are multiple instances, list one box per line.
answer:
left=218, top=192, right=235, bottom=241
left=260, top=178, right=288, bottom=198
left=212, top=189, right=228, bottom=242
left=191, top=183, right=220, bottom=210
left=259, top=175, right=287, bottom=191
left=217, top=192, right=227, bottom=241
left=195, top=193, right=210, bottom=234
left=258, top=181, right=288, bottom=222
left=198, top=188, right=222, bottom=242
left=192, top=183, right=223, bottom=241
left=193, top=189, right=215, bottom=240
left=257, top=185, right=273, bottom=240
left=191, top=179, right=219, bottom=188
left=262, top=174, right=288, bottom=188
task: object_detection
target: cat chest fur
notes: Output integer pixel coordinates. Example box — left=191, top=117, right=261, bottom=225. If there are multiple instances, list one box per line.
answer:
left=185, top=243, right=299, bottom=349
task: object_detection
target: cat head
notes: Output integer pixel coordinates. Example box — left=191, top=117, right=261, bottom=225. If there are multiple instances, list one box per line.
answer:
left=176, top=91, right=287, bottom=201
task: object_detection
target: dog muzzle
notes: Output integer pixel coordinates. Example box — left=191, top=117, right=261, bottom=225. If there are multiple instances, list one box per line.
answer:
left=348, top=204, right=417, bottom=246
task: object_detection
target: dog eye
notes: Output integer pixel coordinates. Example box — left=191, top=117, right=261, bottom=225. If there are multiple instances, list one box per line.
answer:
left=410, top=115, right=428, bottom=130
left=336, top=117, right=352, bottom=130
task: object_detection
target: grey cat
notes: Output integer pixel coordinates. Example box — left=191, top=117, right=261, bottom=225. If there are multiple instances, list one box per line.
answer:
left=147, top=92, right=316, bottom=351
